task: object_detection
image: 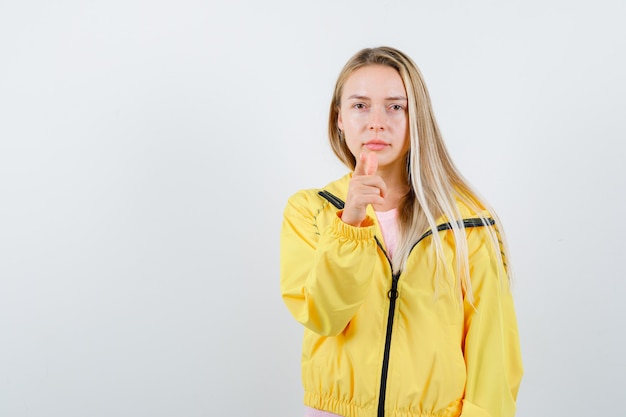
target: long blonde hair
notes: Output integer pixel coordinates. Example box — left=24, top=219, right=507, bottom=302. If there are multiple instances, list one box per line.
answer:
left=328, top=46, right=511, bottom=302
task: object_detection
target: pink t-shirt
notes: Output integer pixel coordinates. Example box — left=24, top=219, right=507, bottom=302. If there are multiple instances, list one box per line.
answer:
left=375, top=208, right=399, bottom=259
left=304, top=209, right=399, bottom=417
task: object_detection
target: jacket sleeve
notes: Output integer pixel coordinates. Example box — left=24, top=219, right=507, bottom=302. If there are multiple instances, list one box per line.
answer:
left=279, top=192, right=378, bottom=336
left=460, top=226, right=524, bottom=417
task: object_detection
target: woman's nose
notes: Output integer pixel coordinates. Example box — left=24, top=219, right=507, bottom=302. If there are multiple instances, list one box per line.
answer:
left=368, top=108, right=385, bottom=131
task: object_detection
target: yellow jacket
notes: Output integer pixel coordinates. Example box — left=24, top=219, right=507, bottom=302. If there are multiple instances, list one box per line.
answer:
left=280, top=174, right=523, bottom=417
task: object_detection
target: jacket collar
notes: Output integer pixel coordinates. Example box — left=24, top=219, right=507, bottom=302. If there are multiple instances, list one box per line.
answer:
left=317, top=184, right=495, bottom=247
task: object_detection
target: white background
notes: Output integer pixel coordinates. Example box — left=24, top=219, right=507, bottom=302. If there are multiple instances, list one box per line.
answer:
left=1, top=1, right=625, bottom=416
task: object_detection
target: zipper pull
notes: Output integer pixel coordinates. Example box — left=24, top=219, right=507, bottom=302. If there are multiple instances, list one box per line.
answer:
left=387, top=273, right=400, bottom=299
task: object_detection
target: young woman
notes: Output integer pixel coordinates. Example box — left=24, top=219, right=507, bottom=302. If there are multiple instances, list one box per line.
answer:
left=280, top=46, right=523, bottom=417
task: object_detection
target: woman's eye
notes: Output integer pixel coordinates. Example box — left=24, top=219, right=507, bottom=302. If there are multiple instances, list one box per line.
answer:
left=353, top=103, right=366, bottom=110
left=390, top=104, right=404, bottom=111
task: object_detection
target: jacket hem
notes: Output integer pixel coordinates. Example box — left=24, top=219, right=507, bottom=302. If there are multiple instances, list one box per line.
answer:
left=304, top=392, right=462, bottom=417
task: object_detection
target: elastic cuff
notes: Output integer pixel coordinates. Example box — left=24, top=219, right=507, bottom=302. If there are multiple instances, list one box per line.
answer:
left=333, top=213, right=375, bottom=240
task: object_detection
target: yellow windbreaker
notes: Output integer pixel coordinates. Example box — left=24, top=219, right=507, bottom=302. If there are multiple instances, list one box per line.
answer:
left=280, top=174, right=523, bottom=417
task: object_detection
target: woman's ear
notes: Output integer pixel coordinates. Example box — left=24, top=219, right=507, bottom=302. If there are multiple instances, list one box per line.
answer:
left=337, top=111, right=343, bottom=131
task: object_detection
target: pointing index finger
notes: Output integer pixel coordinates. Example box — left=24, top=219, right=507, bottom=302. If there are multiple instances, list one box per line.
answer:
left=364, top=152, right=378, bottom=176
left=353, top=151, right=367, bottom=176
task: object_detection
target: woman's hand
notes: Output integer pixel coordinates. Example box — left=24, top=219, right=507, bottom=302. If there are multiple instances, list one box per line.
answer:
left=341, top=151, right=386, bottom=226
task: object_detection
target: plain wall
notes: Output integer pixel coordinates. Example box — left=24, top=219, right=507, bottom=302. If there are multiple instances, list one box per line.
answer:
left=1, top=1, right=625, bottom=416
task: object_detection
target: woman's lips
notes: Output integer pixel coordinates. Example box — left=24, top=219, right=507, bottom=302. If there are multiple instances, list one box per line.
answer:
left=364, top=140, right=389, bottom=151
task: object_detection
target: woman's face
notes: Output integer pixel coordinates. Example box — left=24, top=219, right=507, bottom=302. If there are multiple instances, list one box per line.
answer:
left=338, top=64, right=410, bottom=172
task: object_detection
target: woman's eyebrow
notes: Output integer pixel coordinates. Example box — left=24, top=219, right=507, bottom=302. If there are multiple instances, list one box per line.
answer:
left=386, top=96, right=408, bottom=101
left=346, top=94, right=370, bottom=100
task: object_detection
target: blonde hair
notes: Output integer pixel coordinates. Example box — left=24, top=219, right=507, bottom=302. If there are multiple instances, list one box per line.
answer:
left=328, top=46, right=511, bottom=302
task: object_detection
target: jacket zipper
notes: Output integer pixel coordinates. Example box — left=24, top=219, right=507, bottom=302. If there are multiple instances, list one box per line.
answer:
left=372, top=235, right=397, bottom=417
left=378, top=271, right=400, bottom=417
left=317, top=190, right=494, bottom=417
